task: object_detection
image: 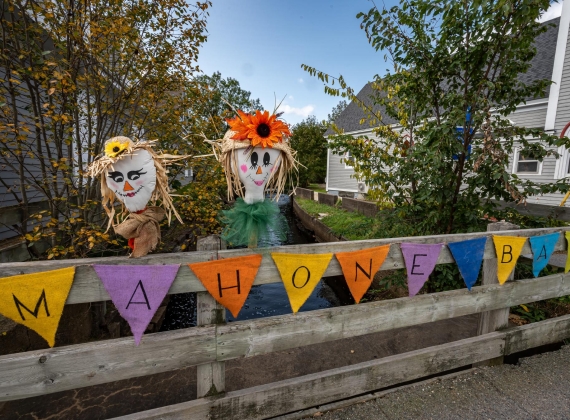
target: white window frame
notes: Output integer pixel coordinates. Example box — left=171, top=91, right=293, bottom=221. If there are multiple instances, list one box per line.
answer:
left=512, top=148, right=542, bottom=175
left=554, top=146, right=570, bottom=180
left=343, top=151, right=355, bottom=169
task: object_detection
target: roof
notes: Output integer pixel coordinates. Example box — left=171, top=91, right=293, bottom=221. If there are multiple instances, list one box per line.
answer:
left=329, top=17, right=560, bottom=135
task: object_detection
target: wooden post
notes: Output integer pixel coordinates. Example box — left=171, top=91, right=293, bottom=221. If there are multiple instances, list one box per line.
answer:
left=196, top=235, right=226, bottom=398
left=475, top=220, right=519, bottom=366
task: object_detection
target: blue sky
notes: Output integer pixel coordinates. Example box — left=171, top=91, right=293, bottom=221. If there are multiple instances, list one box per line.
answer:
left=197, top=0, right=564, bottom=126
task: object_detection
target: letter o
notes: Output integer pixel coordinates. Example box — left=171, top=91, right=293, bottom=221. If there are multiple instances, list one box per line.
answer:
left=292, top=266, right=310, bottom=289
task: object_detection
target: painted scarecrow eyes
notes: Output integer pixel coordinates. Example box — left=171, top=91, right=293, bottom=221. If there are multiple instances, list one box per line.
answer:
left=127, top=169, right=147, bottom=181
left=263, top=152, right=271, bottom=167
left=108, top=171, right=124, bottom=182
left=108, top=169, right=146, bottom=183
left=250, top=152, right=259, bottom=169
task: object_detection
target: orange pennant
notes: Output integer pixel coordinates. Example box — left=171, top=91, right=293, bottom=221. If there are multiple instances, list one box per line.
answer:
left=188, top=254, right=262, bottom=318
left=335, top=245, right=391, bottom=303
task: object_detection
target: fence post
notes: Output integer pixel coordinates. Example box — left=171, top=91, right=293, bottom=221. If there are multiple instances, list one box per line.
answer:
left=196, top=235, right=226, bottom=397
left=475, top=220, right=519, bottom=366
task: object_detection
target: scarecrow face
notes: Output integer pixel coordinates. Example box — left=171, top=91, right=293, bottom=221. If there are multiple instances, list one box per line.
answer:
left=236, top=146, right=281, bottom=204
left=106, top=150, right=157, bottom=212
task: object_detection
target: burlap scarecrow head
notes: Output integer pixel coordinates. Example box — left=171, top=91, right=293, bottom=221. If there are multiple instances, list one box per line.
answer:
left=87, top=136, right=184, bottom=257
left=217, top=110, right=298, bottom=204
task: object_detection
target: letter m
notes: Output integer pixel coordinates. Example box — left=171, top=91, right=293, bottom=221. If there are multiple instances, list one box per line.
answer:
left=13, top=289, right=50, bottom=321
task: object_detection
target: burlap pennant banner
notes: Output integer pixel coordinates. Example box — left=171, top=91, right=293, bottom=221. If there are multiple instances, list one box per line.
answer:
left=93, top=264, right=180, bottom=345
left=0, top=267, right=75, bottom=347
left=448, top=237, right=487, bottom=290
left=529, top=232, right=560, bottom=278
left=335, top=245, right=390, bottom=303
left=188, top=254, right=262, bottom=318
left=400, top=243, right=444, bottom=297
left=564, top=231, right=570, bottom=273
left=492, top=236, right=527, bottom=284
left=271, top=252, right=333, bottom=313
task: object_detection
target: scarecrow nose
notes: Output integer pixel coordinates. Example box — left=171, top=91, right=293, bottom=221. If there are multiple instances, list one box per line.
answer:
left=256, top=166, right=262, bottom=175
left=123, top=181, right=135, bottom=192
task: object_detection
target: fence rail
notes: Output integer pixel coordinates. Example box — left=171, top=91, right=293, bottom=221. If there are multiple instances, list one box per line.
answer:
left=1, top=226, right=570, bottom=419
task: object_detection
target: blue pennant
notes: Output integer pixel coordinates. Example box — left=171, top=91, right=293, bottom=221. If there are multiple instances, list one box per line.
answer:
left=529, top=232, right=560, bottom=278
left=448, top=237, right=487, bottom=290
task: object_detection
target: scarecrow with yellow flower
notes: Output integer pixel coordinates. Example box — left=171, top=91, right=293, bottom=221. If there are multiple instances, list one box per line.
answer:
left=211, top=109, right=298, bottom=247
left=87, top=136, right=183, bottom=257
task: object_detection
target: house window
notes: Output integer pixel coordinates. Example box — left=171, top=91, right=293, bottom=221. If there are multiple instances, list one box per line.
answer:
left=344, top=151, right=354, bottom=169
left=515, top=151, right=540, bottom=174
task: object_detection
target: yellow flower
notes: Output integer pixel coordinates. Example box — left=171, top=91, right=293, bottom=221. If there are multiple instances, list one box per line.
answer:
left=104, top=140, right=129, bottom=157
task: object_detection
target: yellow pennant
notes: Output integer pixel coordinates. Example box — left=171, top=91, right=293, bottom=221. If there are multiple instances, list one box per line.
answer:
left=565, top=232, right=570, bottom=274
left=493, top=236, right=527, bottom=285
left=0, top=267, right=75, bottom=347
left=271, top=253, right=333, bottom=313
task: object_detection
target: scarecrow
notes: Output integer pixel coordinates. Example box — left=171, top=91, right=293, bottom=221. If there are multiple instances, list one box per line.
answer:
left=211, top=110, right=298, bottom=247
left=87, top=136, right=183, bottom=257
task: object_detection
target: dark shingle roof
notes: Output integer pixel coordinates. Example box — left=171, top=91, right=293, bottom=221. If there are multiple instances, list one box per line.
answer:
left=330, top=17, right=560, bottom=135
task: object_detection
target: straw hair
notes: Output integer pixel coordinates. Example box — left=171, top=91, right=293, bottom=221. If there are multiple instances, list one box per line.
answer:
left=215, top=130, right=299, bottom=201
left=87, top=137, right=184, bottom=230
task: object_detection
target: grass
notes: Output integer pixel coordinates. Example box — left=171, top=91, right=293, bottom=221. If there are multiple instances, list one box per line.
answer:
left=306, top=184, right=327, bottom=193
left=295, top=198, right=380, bottom=240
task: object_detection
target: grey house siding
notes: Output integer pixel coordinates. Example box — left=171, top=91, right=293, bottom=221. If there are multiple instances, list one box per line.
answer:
left=555, top=23, right=570, bottom=133
left=327, top=149, right=359, bottom=193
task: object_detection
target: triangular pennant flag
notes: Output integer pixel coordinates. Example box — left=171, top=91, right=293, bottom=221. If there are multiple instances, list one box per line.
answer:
left=335, top=245, right=390, bottom=303
left=493, top=236, right=527, bottom=285
left=400, top=243, right=444, bottom=297
left=0, top=267, right=75, bottom=347
left=529, top=232, right=560, bottom=277
left=448, top=237, right=487, bottom=290
left=93, top=264, right=179, bottom=345
left=565, top=232, right=570, bottom=274
left=271, top=253, right=333, bottom=313
left=189, top=254, right=262, bottom=318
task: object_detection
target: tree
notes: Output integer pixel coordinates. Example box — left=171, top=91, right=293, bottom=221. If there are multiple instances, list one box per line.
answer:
left=303, top=0, right=569, bottom=235
left=327, top=100, right=348, bottom=124
left=188, top=71, right=263, bottom=139
left=290, top=116, right=327, bottom=187
left=0, top=0, right=212, bottom=258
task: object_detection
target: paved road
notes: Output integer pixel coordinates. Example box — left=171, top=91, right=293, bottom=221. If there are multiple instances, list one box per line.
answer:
left=315, top=345, right=570, bottom=420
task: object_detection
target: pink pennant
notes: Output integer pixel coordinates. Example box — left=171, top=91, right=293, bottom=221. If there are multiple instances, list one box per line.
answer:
left=93, top=264, right=179, bottom=345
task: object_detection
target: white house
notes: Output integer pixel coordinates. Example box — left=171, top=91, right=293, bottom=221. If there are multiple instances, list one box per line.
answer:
left=326, top=6, right=570, bottom=208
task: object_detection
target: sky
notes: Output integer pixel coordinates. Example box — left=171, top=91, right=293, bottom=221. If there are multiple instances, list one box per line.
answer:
left=197, top=0, right=564, bottom=126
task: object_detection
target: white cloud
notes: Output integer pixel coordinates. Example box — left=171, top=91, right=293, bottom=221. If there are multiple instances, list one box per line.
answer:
left=538, top=1, right=563, bottom=22
left=281, top=104, right=314, bottom=117
left=298, top=78, right=304, bottom=83
left=288, top=95, right=294, bottom=100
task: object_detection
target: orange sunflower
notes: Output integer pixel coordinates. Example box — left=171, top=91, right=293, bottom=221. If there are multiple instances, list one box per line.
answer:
left=226, top=110, right=291, bottom=148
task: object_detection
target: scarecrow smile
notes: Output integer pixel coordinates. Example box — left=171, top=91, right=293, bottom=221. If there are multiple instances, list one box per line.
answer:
left=115, top=185, right=144, bottom=198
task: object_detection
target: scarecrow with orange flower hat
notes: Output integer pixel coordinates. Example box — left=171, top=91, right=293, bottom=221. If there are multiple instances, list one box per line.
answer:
left=209, top=109, right=299, bottom=247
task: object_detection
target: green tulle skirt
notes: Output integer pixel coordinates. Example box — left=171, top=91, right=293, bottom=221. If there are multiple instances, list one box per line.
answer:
left=220, top=198, right=286, bottom=247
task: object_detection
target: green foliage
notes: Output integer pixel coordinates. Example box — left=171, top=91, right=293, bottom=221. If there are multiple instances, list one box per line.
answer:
left=328, top=100, right=348, bottom=124
left=303, top=0, right=570, bottom=236
left=428, top=264, right=466, bottom=293
left=511, top=304, right=546, bottom=323
left=290, top=116, right=328, bottom=187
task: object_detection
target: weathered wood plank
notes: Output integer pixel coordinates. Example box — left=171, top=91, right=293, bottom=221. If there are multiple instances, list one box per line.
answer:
left=116, top=332, right=506, bottom=420
left=0, top=227, right=567, bottom=304
left=505, top=314, right=570, bottom=355
left=196, top=236, right=226, bottom=399
left=115, top=316, right=570, bottom=420
left=216, top=272, right=570, bottom=361
left=0, top=325, right=216, bottom=402
left=476, top=221, right=519, bottom=366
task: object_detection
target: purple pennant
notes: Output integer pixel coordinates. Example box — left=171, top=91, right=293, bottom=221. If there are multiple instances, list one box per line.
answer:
left=400, top=243, right=444, bottom=297
left=93, top=264, right=180, bottom=345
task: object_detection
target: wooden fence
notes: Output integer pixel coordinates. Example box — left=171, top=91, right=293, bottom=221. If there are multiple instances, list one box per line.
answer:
left=2, top=226, right=570, bottom=419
